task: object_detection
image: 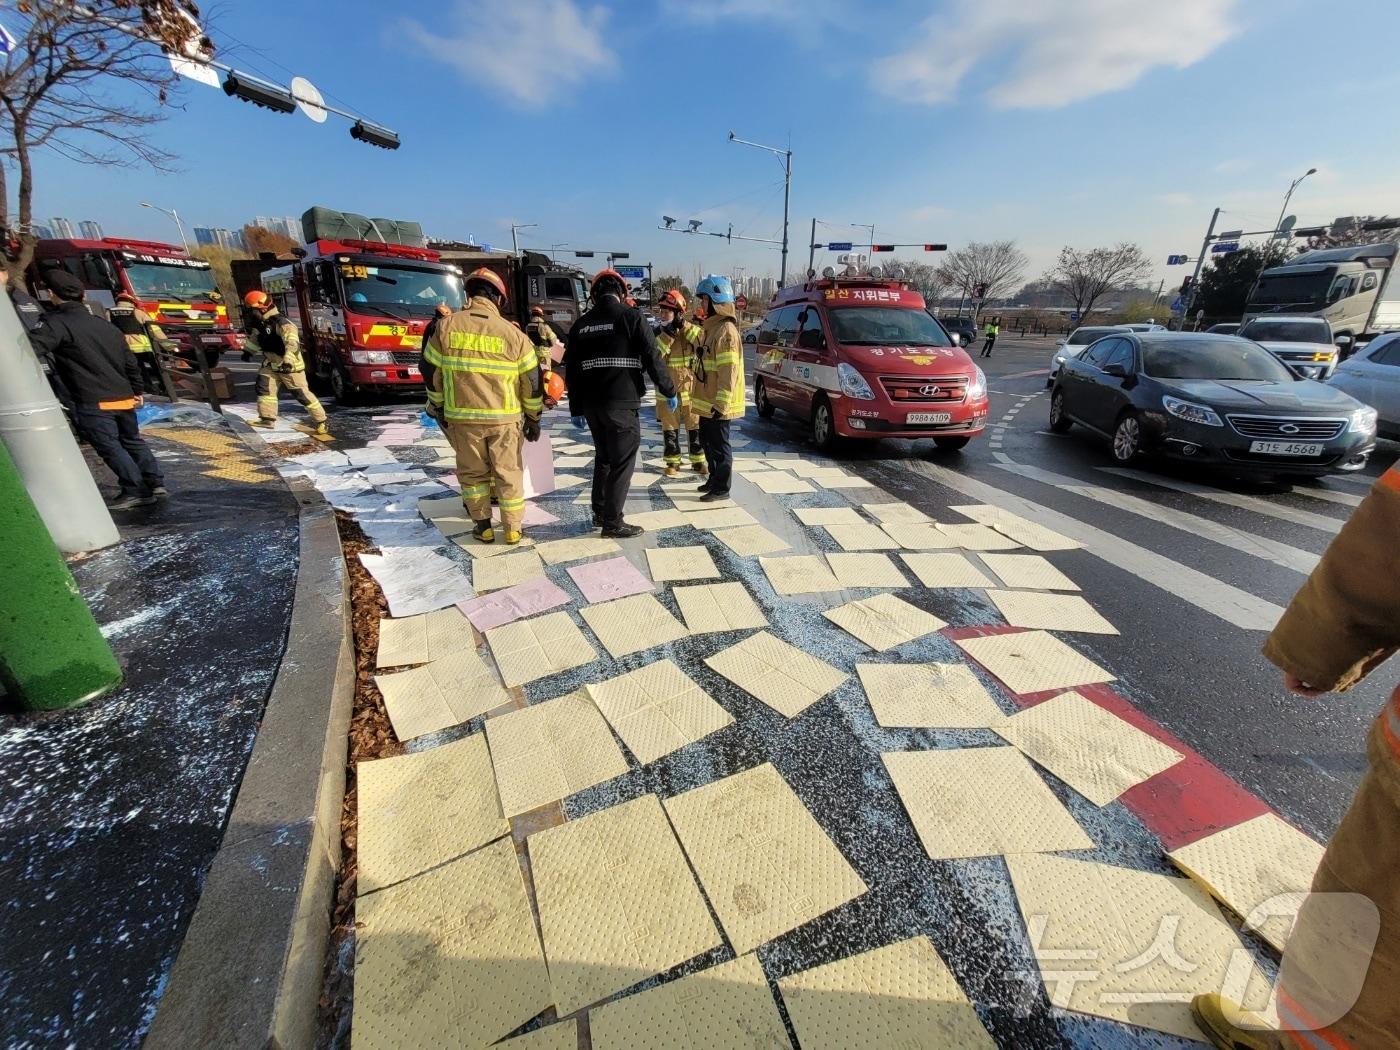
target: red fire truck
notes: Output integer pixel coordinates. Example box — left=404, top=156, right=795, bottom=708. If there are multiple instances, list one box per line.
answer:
left=253, top=238, right=466, bottom=402
left=30, top=237, right=240, bottom=364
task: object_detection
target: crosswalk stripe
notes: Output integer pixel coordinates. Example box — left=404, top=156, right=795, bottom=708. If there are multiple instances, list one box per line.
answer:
left=993, top=461, right=1320, bottom=575
left=906, top=460, right=1285, bottom=631
left=1098, top=468, right=1344, bottom=535
left=1290, top=484, right=1363, bottom=508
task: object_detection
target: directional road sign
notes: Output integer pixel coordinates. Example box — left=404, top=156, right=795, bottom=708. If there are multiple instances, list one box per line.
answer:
left=1167, top=254, right=1188, bottom=265
left=826, top=241, right=853, bottom=251
left=1211, top=241, right=1240, bottom=254
left=615, top=266, right=646, bottom=279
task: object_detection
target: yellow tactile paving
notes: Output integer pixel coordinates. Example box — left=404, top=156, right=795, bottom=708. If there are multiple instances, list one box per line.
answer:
left=956, top=631, right=1116, bottom=695
left=824, top=523, right=904, bottom=551
left=861, top=502, right=932, bottom=524
left=883, top=747, right=1093, bottom=860
left=712, top=524, right=790, bottom=557
left=485, top=611, right=598, bottom=688
left=778, top=936, right=995, bottom=1050
left=529, top=794, right=723, bottom=1016
left=1168, top=813, right=1326, bottom=952
left=664, top=763, right=867, bottom=954
left=986, top=590, right=1119, bottom=635
left=857, top=662, right=1006, bottom=728
left=580, top=593, right=690, bottom=658
left=823, top=593, right=947, bottom=652
left=352, top=838, right=551, bottom=1050
left=825, top=552, right=910, bottom=589
left=485, top=690, right=630, bottom=817
left=898, top=552, right=996, bottom=588
left=794, top=506, right=865, bottom=527
left=589, top=953, right=791, bottom=1050
left=936, top=523, right=1022, bottom=550
left=472, top=550, right=546, bottom=593
left=534, top=535, right=622, bottom=565
left=374, top=648, right=511, bottom=742
left=1007, top=853, right=1271, bottom=1042
left=949, top=504, right=1082, bottom=551
left=645, top=545, right=721, bottom=582
left=979, top=553, right=1080, bottom=591
left=586, top=659, right=734, bottom=764
left=705, top=631, right=847, bottom=718
left=759, top=555, right=844, bottom=595
left=993, top=690, right=1182, bottom=806
left=672, top=581, right=769, bottom=634
left=356, top=732, right=507, bottom=894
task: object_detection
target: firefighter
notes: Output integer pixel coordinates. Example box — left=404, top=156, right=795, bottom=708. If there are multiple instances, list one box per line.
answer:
left=690, top=274, right=745, bottom=502
left=243, top=290, right=328, bottom=436
left=565, top=268, right=676, bottom=537
left=1192, top=463, right=1400, bottom=1049
left=108, top=292, right=169, bottom=394
left=421, top=267, right=542, bottom=545
left=422, top=302, right=452, bottom=358
left=526, top=305, right=561, bottom=375
left=653, top=289, right=706, bottom=479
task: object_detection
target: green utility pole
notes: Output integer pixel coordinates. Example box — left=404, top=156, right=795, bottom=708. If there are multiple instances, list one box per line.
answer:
left=0, top=438, right=122, bottom=710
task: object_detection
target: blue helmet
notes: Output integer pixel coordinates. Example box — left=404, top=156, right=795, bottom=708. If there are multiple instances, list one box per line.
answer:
left=695, top=274, right=734, bottom=304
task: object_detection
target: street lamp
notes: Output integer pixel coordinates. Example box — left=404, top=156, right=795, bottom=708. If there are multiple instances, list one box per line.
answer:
left=140, top=201, right=188, bottom=252
left=728, top=130, right=793, bottom=285
left=509, top=222, right=538, bottom=256
left=1274, top=167, right=1317, bottom=237
left=549, top=242, right=569, bottom=260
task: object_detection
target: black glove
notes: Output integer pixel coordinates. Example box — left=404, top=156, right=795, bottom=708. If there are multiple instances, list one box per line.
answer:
left=523, top=417, right=541, bottom=442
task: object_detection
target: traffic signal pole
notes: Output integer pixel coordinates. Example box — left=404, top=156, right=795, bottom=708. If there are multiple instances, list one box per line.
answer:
left=1179, top=207, right=1221, bottom=330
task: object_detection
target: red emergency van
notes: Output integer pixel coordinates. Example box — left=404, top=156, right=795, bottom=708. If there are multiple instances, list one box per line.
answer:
left=752, top=277, right=989, bottom=450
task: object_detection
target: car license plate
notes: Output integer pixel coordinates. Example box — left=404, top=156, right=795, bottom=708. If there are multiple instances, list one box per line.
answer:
left=1249, top=440, right=1323, bottom=456
left=201, top=335, right=223, bottom=344
left=407, top=367, right=421, bottom=377
left=906, top=412, right=952, bottom=424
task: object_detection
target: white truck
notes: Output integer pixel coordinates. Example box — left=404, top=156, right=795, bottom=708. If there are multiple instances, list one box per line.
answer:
left=1243, top=241, right=1399, bottom=356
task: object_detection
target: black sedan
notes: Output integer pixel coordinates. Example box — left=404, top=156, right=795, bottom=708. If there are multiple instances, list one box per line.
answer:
left=1048, top=332, right=1376, bottom=476
left=941, top=316, right=978, bottom=348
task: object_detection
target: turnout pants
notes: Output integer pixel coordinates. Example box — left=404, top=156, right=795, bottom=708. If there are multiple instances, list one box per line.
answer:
left=257, top=367, right=326, bottom=423
left=698, top=415, right=733, bottom=494
left=1276, top=688, right=1400, bottom=1048
left=658, top=368, right=704, bottom=469
left=132, top=351, right=163, bottom=394
left=75, top=406, right=164, bottom=497
left=449, top=421, right=526, bottom=529
left=585, top=403, right=641, bottom=528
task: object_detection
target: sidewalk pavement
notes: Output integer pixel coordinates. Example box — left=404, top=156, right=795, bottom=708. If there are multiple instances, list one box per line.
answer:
left=0, top=405, right=303, bottom=1048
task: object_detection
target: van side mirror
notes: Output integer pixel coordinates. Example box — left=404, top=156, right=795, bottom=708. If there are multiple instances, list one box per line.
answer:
left=797, top=328, right=825, bottom=351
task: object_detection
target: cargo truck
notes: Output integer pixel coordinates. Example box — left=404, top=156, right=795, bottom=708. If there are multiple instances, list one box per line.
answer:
left=1243, top=241, right=1399, bottom=356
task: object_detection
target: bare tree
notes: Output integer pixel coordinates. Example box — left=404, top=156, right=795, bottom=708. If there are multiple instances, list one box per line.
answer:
left=940, top=240, right=1028, bottom=316
left=1042, top=243, right=1153, bottom=321
left=898, top=260, right=953, bottom=309
left=241, top=223, right=296, bottom=256
left=0, top=1, right=209, bottom=277
left=1300, top=216, right=1400, bottom=252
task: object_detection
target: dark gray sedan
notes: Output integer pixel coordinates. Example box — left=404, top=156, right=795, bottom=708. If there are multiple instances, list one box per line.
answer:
left=1049, top=332, right=1376, bottom=476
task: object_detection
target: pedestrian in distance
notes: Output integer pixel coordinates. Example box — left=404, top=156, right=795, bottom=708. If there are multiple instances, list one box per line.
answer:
left=564, top=268, right=676, bottom=537
left=653, top=288, right=707, bottom=479
left=27, top=269, right=166, bottom=510
left=421, top=267, right=543, bottom=546
left=526, top=304, right=562, bottom=376
left=1192, top=462, right=1400, bottom=1050
left=691, top=274, right=745, bottom=501
left=981, top=317, right=999, bottom=357
left=242, top=290, right=329, bottom=438
left=108, top=292, right=171, bottom=395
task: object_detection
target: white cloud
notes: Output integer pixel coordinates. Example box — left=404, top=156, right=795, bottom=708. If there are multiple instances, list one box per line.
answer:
left=402, top=0, right=615, bottom=107
left=872, top=0, right=1241, bottom=109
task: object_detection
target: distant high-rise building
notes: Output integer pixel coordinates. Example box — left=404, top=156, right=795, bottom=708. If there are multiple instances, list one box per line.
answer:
left=31, top=224, right=54, bottom=240
left=50, top=217, right=75, bottom=239
left=761, top=277, right=776, bottom=298
left=195, top=226, right=244, bottom=251
left=78, top=220, right=104, bottom=239
left=253, top=216, right=272, bottom=230
left=284, top=216, right=302, bottom=242
left=193, top=226, right=217, bottom=247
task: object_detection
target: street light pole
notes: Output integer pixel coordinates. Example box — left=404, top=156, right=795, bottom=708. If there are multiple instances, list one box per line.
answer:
left=1274, top=168, right=1317, bottom=237
left=729, top=131, right=792, bottom=285
left=140, top=201, right=188, bottom=252
left=510, top=222, right=538, bottom=257
left=1179, top=206, right=1221, bottom=330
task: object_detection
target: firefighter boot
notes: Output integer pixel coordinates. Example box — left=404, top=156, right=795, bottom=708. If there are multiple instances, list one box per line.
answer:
left=663, top=429, right=681, bottom=478
left=504, top=528, right=523, bottom=546
left=472, top=519, right=496, bottom=544
left=688, top=429, right=707, bottom=474
left=247, top=417, right=275, bottom=429
left=1189, top=995, right=1282, bottom=1050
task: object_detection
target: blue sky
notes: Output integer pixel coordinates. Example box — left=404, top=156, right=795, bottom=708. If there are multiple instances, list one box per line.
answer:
left=25, top=0, right=1400, bottom=291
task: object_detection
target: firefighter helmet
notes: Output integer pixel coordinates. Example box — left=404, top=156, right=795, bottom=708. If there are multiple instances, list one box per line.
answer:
left=544, top=371, right=565, bottom=402
left=695, top=274, right=734, bottom=304
left=530, top=305, right=545, bottom=318
left=590, top=268, right=627, bottom=299
left=465, top=267, right=508, bottom=301
left=243, top=289, right=271, bottom=310
left=657, top=289, right=686, bottom=313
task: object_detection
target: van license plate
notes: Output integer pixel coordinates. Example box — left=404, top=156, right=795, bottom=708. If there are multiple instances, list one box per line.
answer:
left=1249, top=441, right=1322, bottom=456
left=407, top=367, right=421, bottom=377
left=907, top=412, right=952, bottom=424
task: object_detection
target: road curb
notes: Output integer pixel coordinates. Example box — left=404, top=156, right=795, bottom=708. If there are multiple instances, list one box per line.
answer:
left=144, top=421, right=353, bottom=1050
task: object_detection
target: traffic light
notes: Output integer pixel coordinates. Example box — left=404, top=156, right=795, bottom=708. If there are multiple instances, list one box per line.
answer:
left=972, top=283, right=987, bottom=299
left=923, top=244, right=947, bottom=252
left=223, top=72, right=296, bottom=113
left=870, top=244, right=896, bottom=252
left=1180, top=276, right=1194, bottom=295
left=350, top=121, right=400, bottom=150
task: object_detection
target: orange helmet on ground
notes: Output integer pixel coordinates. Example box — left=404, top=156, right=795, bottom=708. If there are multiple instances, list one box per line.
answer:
left=544, top=371, right=565, bottom=401
left=465, top=267, right=508, bottom=300
left=657, top=289, right=686, bottom=313
left=530, top=305, right=545, bottom=318
left=590, top=268, right=627, bottom=298
left=243, top=289, right=271, bottom=310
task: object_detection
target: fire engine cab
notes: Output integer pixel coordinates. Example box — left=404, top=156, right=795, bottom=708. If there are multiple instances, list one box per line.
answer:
left=752, top=275, right=989, bottom=451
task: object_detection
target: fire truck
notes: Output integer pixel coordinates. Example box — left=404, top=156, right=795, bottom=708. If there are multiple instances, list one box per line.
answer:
left=427, top=244, right=589, bottom=340
left=249, top=238, right=467, bottom=402
left=29, top=237, right=241, bottom=364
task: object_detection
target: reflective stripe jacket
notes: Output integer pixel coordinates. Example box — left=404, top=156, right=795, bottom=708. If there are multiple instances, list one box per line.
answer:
left=422, top=296, right=542, bottom=425
left=108, top=304, right=168, bottom=353
left=246, top=310, right=306, bottom=372
left=1264, top=466, right=1400, bottom=692
left=691, top=303, right=745, bottom=419
left=657, top=321, right=703, bottom=371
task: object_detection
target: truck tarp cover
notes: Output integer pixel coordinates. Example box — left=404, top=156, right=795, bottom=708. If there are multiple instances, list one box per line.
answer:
left=300, top=207, right=426, bottom=249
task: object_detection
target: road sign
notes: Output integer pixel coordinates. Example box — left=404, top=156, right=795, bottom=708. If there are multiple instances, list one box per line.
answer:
left=480, top=243, right=492, bottom=253
left=1166, top=254, right=1188, bottom=265
left=1211, top=241, right=1239, bottom=254
left=615, top=265, right=645, bottom=279
left=735, top=294, right=749, bottom=312
left=1069, top=311, right=1081, bottom=323
left=1170, top=296, right=1184, bottom=313
left=290, top=76, right=327, bottom=123
left=826, top=241, right=853, bottom=252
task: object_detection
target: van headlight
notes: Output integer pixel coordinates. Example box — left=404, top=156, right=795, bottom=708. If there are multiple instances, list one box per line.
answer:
left=837, top=362, right=876, bottom=400
left=967, top=365, right=987, bottom=400
left=1162, top=395, right=1223, bottom=427
left=1351, top=406, right=1378, bottom=434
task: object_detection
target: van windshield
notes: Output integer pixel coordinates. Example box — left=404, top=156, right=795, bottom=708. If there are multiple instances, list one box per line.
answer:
left=828, top=307, right=953, bottom=347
